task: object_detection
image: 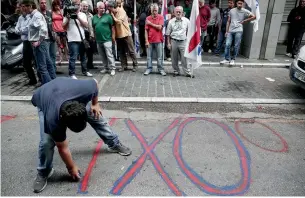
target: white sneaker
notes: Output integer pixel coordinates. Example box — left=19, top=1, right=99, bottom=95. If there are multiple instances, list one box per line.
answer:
left=229, top=60, right=235, bottom=66
left=208, top=49, right=212, bottom=53
left=220, top=59, right=230, bottom=64
left=110, top=70, right=115, bottom=76
left=100, top=69, right=108, bottom=74
left=70, top=75, right=77, bottom=79
left=286, top=53, right=292, bottom=57
left=84, top=72, right=93, bottom=77
left=167, top=58, right=171, bottom=61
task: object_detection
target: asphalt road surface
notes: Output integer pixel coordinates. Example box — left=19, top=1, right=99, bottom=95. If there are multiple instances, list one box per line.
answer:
left=1, top=101, right=305, bottom=196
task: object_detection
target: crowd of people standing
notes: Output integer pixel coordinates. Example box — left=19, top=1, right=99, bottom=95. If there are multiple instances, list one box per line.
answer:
left=15, top=0, right=257, bottom=86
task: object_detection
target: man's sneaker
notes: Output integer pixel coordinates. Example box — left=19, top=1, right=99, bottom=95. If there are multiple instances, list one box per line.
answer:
left=144, top=69, right=151, bottom=75
left=173, top=71, right=180, bottom=77
left=70, top=75, right=78, bottom=79
left=108, top=142, right=132, bottom=156
left=286, top=53, right=292, bottom=57
left=110, top=70, right=115, bottom=76
left=132, top=67, right=137, bottom=72
left=84, top=72, right=93, bottom=77
left=160, top=70, right=167, bottom=76
left=220, top=59, right=230, bottom=64
left=167, top=58, right=171, bottom=61
left=208, top=49, right=212, bottom=53
left=229, top=60, right=235, bottom=66
left=33, top=168, right=54, bottom=193
left=100, top=69, right=109, bottom=74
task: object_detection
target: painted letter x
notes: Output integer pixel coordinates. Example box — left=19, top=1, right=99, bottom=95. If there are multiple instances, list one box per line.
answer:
left=110, top=118, right=185, bottom=196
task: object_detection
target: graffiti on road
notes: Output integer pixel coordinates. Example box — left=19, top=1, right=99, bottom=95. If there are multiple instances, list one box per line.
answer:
left=76, top=117, right=291, bottom=196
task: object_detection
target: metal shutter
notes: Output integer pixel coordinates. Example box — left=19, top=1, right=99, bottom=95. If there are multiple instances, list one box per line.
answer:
left=283, top=0, right=298, bottom=22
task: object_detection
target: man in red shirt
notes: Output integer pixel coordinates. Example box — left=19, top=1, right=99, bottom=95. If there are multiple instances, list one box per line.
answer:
left=199, top=0, right=211, bottom=52
left=144, top=3, right=166, bottom=76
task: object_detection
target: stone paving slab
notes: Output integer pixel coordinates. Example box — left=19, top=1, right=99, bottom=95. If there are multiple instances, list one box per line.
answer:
left=1, top=67, right=304, bottom=100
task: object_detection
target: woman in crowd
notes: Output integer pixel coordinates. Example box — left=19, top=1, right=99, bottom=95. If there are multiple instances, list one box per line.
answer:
left=52, top=0, right=68, bottom=64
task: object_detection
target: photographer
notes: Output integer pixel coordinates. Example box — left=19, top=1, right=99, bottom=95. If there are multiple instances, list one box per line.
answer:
left=62, top=0, right=93, bottom=79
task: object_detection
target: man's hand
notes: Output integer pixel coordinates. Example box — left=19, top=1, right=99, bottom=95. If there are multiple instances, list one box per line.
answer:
left=225, top=32, right=228, bottom=37
left=67, top=165, right=81, bottom=181
left=145, top=40, right=149, bottom=48
left=146, top=19, right=152, bottom=26
left=91, top=103, right=102, bottom=119
left=167, top=43, right=171, bottom=49
left=32, top=41, right=40, bottom=47
left=239, top=20, right=244, bottom=24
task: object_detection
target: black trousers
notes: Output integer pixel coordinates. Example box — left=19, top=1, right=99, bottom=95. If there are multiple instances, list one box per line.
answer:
left=139, top=25, right=146, bottom=56
left=23, top=40, right=37, bottom=83
left=86, top=39, right=96, bottom=69
left=205, top=25, right=218, bottom=52
left=287, top=26, right=305, bottom=56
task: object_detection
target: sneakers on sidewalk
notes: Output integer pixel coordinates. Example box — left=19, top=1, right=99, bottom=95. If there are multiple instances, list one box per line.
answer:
left=144, top=69, right=151, bottom=75
left=108, top=142, right=132, bottom=156
left=100, top=69, right=109, bottom=74
left=110, top=70, right=115, bottom=76
left=70, top=75, right=77, bottom=79
left=220, top=59, right=230, bottom=64
left=33, top=168, right=54, bottom=193
left=229, top=60, right=235, bottom=66
left=84, top=72, right=93, bottom=77
left=160, top=70, right=167, bottom=76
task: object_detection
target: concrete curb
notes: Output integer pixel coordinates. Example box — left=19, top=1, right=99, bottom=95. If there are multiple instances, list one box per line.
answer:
left=2, top=96, right=304, bottom=104
left=56, top=61, right=291, bottom=68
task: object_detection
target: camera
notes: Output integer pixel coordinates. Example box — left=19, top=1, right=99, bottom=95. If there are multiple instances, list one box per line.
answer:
left=62, top=0, right=79, bottom=19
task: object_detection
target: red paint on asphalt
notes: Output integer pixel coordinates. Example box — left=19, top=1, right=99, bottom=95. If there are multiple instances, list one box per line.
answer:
left=0, top=115, right=16, bottom=123
left=79, top=118, right=117, bottom=193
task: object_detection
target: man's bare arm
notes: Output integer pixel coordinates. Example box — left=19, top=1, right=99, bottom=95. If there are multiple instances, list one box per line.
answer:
left=241, top=13, right=256, bottom=24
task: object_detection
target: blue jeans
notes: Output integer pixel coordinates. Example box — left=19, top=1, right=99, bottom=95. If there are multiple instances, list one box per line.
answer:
left=146, top=42, right=164, bottom=71
left=214, top=30, right=226, bottom=54
left=37, top=102, right=119, bottom=176
left=224, top=32, right=243, bottom=61
left=32, top=40, right=56, bottom=85
left=48, top=40, right=56, bottom=70
left=68, top=42, right=87, bottom=76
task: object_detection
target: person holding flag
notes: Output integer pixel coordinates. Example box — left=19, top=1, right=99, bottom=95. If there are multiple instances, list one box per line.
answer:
left=166, top=6, right=192, bottom=77
left=184, top=0, right=202, bottom=77
left=144, top=3, right=167, bottom=76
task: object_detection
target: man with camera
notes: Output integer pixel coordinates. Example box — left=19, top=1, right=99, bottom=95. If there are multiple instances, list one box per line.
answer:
left=62, top=0, right=93, bottom=79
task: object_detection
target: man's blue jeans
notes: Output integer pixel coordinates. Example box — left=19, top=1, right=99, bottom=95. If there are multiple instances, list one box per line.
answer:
left=68, top=42, right=87, bottom=76
left=48, top=40, right=56, bottom=70
left=32, top=40, right=56, bottom=85
left=37, top=102, right=120, bottom=176
left=224, top=32, right=243, bottom=61
left=214, top=30, right=226, bottom=54
left=146, top=42, right=164, bottom=71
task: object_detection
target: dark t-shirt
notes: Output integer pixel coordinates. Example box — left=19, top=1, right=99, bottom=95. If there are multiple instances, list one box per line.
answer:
left=31, top=77, right=98, bottom=142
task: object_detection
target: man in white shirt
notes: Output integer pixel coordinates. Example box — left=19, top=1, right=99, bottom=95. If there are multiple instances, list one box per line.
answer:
left=166, top=6, right=192, bottom=77
left=63, top=0, right=93, bottom=79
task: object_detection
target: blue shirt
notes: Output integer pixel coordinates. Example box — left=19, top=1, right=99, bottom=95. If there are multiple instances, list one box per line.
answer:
left=31, top=77, right=98, bottom=141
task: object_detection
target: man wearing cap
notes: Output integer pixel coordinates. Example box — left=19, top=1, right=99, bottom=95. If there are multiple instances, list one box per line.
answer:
left=107, top=1, right=138, bottom=72
left=22, top=0, right=56, bottom=85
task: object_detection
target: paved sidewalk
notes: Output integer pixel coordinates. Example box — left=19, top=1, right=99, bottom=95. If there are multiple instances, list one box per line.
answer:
left=1, top=66, right=305, bottom=101
left=56, top=53, right=293, bottom=67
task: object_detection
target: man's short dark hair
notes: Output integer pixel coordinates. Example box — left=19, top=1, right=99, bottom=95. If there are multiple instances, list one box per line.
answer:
left=236, top=0, right=244, bottom=3
left=60, top=101, right=87, bottom=133
left=209, top=0, right=216, bottom=4
left=107, top=1, right=117, bottom=8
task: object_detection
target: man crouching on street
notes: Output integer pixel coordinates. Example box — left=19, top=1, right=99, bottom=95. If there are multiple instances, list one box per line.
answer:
left=31, top=77, right=131, bottom=193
